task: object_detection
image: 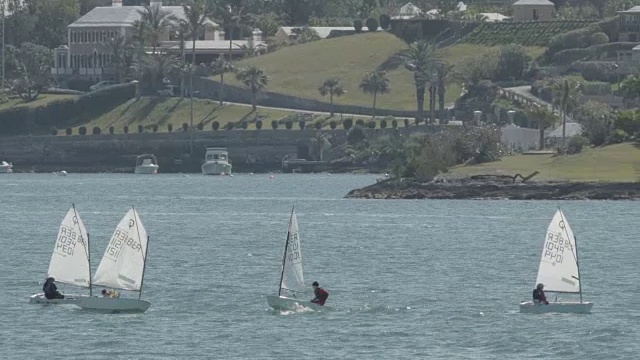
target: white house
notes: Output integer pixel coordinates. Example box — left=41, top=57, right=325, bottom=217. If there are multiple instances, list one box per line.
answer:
left=275, top=26, right=362, bottom=42
left=393, top=2, right=423, bottom=19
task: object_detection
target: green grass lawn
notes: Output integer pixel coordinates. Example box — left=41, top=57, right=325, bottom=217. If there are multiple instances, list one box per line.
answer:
left=226, top=32, right=546, bottom=111
left=0, top=94, right=77, bottom=111
left=448, top=143, right=640, bottom=182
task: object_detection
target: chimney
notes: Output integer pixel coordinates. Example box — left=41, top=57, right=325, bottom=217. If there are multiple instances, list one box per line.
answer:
left=112, top=0, right=122, bottom=7
left=150, top=0, right=162, bottom=7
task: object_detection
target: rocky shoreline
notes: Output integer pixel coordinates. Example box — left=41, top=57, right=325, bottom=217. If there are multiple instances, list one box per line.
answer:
left=346, top=177, right=640, bottom=200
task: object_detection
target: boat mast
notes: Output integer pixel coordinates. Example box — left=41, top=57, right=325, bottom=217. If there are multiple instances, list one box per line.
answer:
left=559, top=208, right=583, bottom=303
left=72, top=204, right=92, bottom=297
left=132, top=206, right=148, bottom=300
left=277, top=206, right=295, bottom=297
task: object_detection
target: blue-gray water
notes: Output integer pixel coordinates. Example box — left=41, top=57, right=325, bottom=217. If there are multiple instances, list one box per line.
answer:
left=1, top=173, right=639, bottom=359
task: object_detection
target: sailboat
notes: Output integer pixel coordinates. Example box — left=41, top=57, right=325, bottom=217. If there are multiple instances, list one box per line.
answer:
left=266, top=207, right=329, bottom=311
left=30, top=205, right=92, bottom=304
left=75, top=208, right=151, bottom=313
left=519, top=209, right=593, bottom=314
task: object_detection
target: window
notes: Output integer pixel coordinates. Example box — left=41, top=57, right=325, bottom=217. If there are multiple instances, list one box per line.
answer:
left=631, top=33, right=638, bottom=42
left=532, top=9, right=539, bottom=21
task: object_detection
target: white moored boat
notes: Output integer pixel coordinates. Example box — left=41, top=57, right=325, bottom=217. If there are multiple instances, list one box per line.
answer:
left=519, top=209, right=593, bottom=314
left=30, top=205, right=93, bottom=305
left=75, top=208, right=151, bottom=313
left=134, top=154, right=159, bottom=174
left=266, top=207, right=331, bottom=311
left=0, top=161, right=13, bottom=173
left=201, top=147, right=232, bottom=175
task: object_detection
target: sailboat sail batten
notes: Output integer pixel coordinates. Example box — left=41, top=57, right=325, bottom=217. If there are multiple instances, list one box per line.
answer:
left=93, top=209, right=148, bottom=291
left=280, top=210, right=305, bottom=293
left=535, top=209, right=580, bottom=293
left=47, top=208, right=91, bottom=288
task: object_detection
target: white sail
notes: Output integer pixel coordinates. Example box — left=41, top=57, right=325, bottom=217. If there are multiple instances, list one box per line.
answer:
left=535, top=209, right=580, bottom=293
left=47, top=207, right=90, bottom=287
left=280, top=210, right=305, bottom=293
left=93, top=209, right=148, bottom=291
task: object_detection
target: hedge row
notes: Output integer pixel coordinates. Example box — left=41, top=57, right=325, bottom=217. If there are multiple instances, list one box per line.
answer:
left=0, top=83, right=136, bottom=136
left=463, top=21, right=595, bottom=47
left=552, top=42, right=636, bottom=66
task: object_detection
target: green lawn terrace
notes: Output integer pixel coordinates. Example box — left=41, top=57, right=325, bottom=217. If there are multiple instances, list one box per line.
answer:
left=462, top=20, right=597, bottom=47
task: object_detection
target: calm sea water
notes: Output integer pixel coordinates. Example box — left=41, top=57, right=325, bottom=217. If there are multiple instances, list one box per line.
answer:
left=1, top=173, right=639, bottom=359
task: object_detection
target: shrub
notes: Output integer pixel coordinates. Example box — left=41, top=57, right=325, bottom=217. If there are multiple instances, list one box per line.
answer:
left=355, top=119, right=365, bottom=127
left=315, top=121, right=323, bottom=129
left=240, top=121, right=248, bottom=129
left=211, top=121, right=220, bottom=131
left=379, top=14, right=391, bottom=30
left=353, top=19, right=363, bottom=33
left=152, top=124, right=159, bottom=133
left=123, top=125, right=129, bottom=134
left=581, top=81, right=611, bottom=95
left=552, top=48, right=592, bottom=65
left=298, top=120, right=306, bottom=130
left=51, top=127, right=58, bottom=136
left=225, top=122, right=234, bottom=130
left=78, top=126, right=87, bottom=135
left=392, top=119, right=398, bottom=128
left=347, top=126, right=366, bottom=144
left=366, top=18, right=379, bottom=32
left=581, top=61, right=617, bottom=83
left=255, top=120, right=262, bottom=130
left=615, top=110, right=640, bottom=136
left=343, top=118, right=353, bottom=130
left=197, top=122, right=204, bottom=131
left=182, top=123, right=188, bottom=131
left=285, top=120, right=293, bottom=129
left=404, top=119, right=410, bottom=127
left=167, top=124, right=173, bottom=132
left=589, top=32, right=609, bottom=46
left=271, top=120, right=278, bottom=129
left=368, top=120, right=376, bottom=129
left=329, top=120, right=337, bottom=129
left=138, top=124, right=144, bottom=133
left=66, top=127, right=72, bottom=135
left=92, top=126, right=101, bottom=135
left=109, top=126, right=115, bottom=134
left=380, top=119, right=387, bottom=129
left=566, top=135, right=588, bottom=154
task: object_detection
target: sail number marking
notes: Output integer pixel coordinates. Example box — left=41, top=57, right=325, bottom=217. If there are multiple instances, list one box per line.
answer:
left=104, top=229, right=142, bottom=260
left=543, top=231, right=571, bottom=264
left=288, top=233, right=301, bottom=262
left=55, top=226, right=79, bottom=256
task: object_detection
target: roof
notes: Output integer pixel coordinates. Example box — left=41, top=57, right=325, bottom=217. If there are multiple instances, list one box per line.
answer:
left=480, top=12, right=511, bottom=22
left=68, top=6, right=217, bottom=28
left=278, top=27, right=358, bottom=39
left=513, top=0, right=554, bottom=5
left=547, top=122, right=583, bottom=138
left=619, top=6, right=640, bottom=14
left=164, top=40, right=265, bottom=51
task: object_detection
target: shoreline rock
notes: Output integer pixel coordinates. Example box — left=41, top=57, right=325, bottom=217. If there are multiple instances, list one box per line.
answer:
left=345, top=178, right=640, bottom=200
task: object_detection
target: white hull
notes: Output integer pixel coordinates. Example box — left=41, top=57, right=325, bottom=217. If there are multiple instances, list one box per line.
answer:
left=0, top=164, right=12, bottom=173
left=134, top=165, right=159, bottom=174
left=201, top=162, right=232, bottom=175
left=266, top=295, right=330, bottom=311
left=76, top=296, right=151, bottom=313
left=29, top=293, right=86, bottom=305
left=519, top=301, right=593, bottom=314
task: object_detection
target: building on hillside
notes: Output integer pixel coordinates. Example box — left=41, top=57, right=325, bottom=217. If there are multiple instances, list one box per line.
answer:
left=480, top=12, right=511, bottom=22
left=546, top=122, right=583, bottom=146
left=501, top=123, right=540, bottom=152
left=274, top=27, right=359, bottom=42
left=618, top=6, right=640, bottom=42
left=512, top=0, right=555, bottom=22
left=392, top=2, right=423, bottom=20
left=51, top=0, right=263, bottom=84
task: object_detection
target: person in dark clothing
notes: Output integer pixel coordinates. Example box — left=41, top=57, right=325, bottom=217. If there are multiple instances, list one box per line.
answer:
left=43, top=277, right=64, bottom=300
left=310, top=281, right=329, bottom=305
left=532, top=283, right=548, bottom=305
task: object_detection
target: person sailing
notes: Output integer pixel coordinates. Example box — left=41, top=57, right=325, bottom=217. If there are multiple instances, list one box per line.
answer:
left=101, top=289, right=120, bottom=298
left=43, top=277, right=64, bottom=300
left=310, top=281, right=329, bottom=305
left=532, top=283, right=549, bottom=305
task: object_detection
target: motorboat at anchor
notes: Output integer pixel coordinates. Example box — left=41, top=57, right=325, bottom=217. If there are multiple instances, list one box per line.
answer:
left=0, top=161, right=13, bottom=173
left=201, top=147, right=232, bottom=175
left=134, top=154, right=159, bottom=174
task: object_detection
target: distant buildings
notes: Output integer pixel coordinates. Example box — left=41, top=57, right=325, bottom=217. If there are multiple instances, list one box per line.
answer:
left=512, top=0, right=555, bottom=22
left=618, top=6, right=640, bottom=42
left=274, top=27, right=359, bottom=42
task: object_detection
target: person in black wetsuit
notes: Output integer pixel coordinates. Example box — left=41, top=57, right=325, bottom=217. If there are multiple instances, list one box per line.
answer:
left=43, top=277, right=64, bottom=300
left=532, top=283, right=548, bottom=305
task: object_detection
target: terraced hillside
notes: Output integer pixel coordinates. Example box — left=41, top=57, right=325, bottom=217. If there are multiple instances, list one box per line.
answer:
left=462, top=20, right=596, bottom=47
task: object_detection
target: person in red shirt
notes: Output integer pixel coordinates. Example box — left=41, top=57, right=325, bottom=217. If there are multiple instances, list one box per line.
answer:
left=310, top=281, right=329, bottom=305
left=532, top=283, right=549, bottom=305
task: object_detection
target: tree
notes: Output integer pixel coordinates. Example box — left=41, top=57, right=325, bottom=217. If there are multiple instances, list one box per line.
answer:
left=574, top=101, right=612, bottom=145
left=138, top=3, right=175, bottom=55
left=552, top=78, right=581, bottom=149
left=183, top=0, right=209, bottom=67
left=620, top=75, right=640, bottom=100
left=588, top=0, right=607, bottom=18
left=435, top=63, right=453, bottom=111
left=138, top=53, right=180, bottom=93
left=379, top=14, right=391, bottom=30
left=366, top=18, right=378, bottom=32
left=235, top=66, right=269, bottom=111
left=175, top=20, right=191, bottom=97
left=292, top=26, right=320, bottom=44
left=526, top=104, right=557, bottom=150
left=497, top=44, right=529, bottom=82
left=213, top=2, right=254, bottom=61
left=210, top=56, right=236, bottom=105
left=106, top=35, right=134, bottom=83
left=359, top=71, right=390, bottom=119
left=6, top=42, right=52, bottom=101
left=354, top=19, right=363, bottom=33
left=401, top=40, right=440, bottom=123
left=255, top=13, right=281, bottom=38
left=34, top=0, right=80, bottom=49
left=318, top=78, right=345, bottom=116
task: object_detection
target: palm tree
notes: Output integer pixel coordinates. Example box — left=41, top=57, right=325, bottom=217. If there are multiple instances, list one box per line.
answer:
left=235, top=66, right=269, bottom=111
left=318, top=78, right=345, bottom=116
left=136, top=53, right=180, bottom=93
left=182, top=0, right=209, bottom=67
left=175, top=20, right=191, bottom=98
left=138, top=3, right=175, bottom=55
left=552, top=78, right=581, bottom=149
left=526, top=104, right=558, bottom=150
left=131, top=20, right=148, bottom=98
left=401, top=40, right=440, bottom=123
left=106, top=35, right=133, bottom=84
left=435, top=63, right=453, bottom=112
left=359, top=71, right=390, bottom=119
left=213, top=2, right=253, bottom=61
left=210, top=56, right=236, bottom=105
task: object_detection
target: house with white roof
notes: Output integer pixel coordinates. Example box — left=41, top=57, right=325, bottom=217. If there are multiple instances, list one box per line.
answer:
left=618, top=6, right=640, bottom=42
left=393, top=2, right=423, bottom=20
left=274, top=27, right=358, bottom=42
left=52, top=0, right=263, bottom=83
left=512, top=0, right=555, bottom=21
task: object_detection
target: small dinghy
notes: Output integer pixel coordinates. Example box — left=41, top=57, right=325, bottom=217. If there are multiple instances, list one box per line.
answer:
left=75, top=208, right=151, bottom=313
left=266, top=207, right=330, bottom=311
left=30, top=205, right=93, bottom=305
left=519, top=209, right=593, bottom=314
